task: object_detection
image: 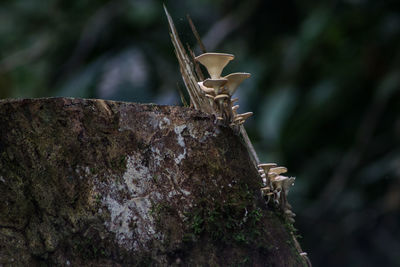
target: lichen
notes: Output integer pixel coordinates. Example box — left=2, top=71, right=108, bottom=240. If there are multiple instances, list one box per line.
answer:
left=174, top=125, right=187, bottom=164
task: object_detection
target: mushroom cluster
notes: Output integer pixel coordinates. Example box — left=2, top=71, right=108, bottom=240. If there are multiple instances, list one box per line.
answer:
left=195, top=53, right=253, bottom=125
left=258, top=163, right=296, bottom=223
left=195, top=52, right=296, bottom=223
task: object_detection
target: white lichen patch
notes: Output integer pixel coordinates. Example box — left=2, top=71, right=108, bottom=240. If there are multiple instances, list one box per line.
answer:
left=174, top=125, right=187, bottom=164
left=151, top=146, right=163, bottom=168
left=158, top=117, right=171, bottom=129
left=122, top=154, right=152, bottom=197
left=103, top=194, right=158, bottom=251
left=101, top=154, right=161, bottom=251
left=104, top=195, right=134, bottom=245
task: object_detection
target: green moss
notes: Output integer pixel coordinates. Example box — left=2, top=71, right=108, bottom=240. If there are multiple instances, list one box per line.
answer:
left=183, top=181, right=268, bottom=249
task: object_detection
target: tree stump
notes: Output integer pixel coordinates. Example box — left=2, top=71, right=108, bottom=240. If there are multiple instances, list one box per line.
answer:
left=0, top=97, right=305, bottom=266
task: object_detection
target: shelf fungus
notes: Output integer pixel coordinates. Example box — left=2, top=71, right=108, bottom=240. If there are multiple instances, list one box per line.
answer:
left=195, top=53, right=234, bottom=79
left=195, top=52, right=296, bottom=224
left=195, top=52, right=252, bottom=125
left=258, top=162, right=296, bottom=223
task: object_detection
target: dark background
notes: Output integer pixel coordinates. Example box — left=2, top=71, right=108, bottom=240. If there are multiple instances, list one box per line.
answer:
left=1, top=0, right=399, bottom=266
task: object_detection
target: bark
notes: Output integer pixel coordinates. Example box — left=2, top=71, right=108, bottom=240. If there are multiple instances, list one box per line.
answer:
left=0, top=97, right=305, bottom=266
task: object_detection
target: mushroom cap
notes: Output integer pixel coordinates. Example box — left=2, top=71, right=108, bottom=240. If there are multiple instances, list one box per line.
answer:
left=222, top=72, right=251, bottom=96
left=233, top=115, right=243, bottom=122
left=232, top=105, right=239, bottom=111
left=205, top=94, right=215, bottom=100
left=270, top=167, right=287, bottom=175
left=258, top=163, right=277, bottom=173
left=231, top=97, right=239, bottom=104
left=195, top=53, right=234, bottom=79
left=197, top=81, right=215, bottom=94
left=258, top=163, right=277, bottom=168
left=260, top=186, right=270, bottom=192
left=203, top=78, right=228, bottom=88
left=214, top=94, right=230, bottom=101
left=273, top=175, right=289, bottom=183
left=268, top=172, right=278, bottom=179
left=236, top=112, right=253, bottom=120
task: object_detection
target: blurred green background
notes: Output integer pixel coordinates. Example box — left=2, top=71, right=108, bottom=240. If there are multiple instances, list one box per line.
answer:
left=1, top=0, right=399, bottom=266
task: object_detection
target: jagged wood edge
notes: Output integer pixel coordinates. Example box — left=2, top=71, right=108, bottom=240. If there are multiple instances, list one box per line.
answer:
left=163, top=7, right=311, bottom=265
left=163, top=5, right=260, bottom=168
left=164, top=5, right=212, bottom=113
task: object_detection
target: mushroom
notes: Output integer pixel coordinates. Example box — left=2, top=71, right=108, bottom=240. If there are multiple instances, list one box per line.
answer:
left=271, top=175, right=290, bottom=194
left=195, top=53, right=234, bottom=79
left=203, top=78, right=228, bottom=95
left=232, top=105, right=239, bottom=113
left=234, top=112, right=253, bottom=122
left=214, top=94, right=230, bottom=101
left=197, top=81, right=215, bottom=94
left=273, top=190, right=281, bottom=205
left=270, top=166, right=288, bottom=175
left=258, top=163, right=277, bottom=174
left=261, top=190, right=274, bottom=204
left=205, top=94, right=215, bottom=100
left=268, top=172, right=278, bottom=180
left=260, top=186, right=271, bottom=194
left=222, top=72, right=251, bottom=96
left=231, top=97, right=239, bottom=104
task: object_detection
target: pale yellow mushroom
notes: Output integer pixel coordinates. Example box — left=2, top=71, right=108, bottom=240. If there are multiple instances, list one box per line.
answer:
left=260, top=186, right=271, bottom=194
left=203, top=78, right=228, bottom=95
left=272, top=175, right=290, bottom=194
left=268, top=172, right=278, bottom=180
left=235, top=112, right=253, bottom=122
left=258, top=163, right=277, bottom=174
left=195, top=53, right=234, bottom=79
left=214, top=94, right=230, bottom=101
left=270, top=166, right=288, bottom=175
left=197, top=81, right=215, bottom=94
left=231, top=97, right=239, bottom=104
left=222, top=72, right=251, bottom=96
left=205, top=94, right=215, bottom=100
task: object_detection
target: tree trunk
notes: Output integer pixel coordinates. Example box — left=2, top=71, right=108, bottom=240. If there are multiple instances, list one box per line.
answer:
left=0, top=97, right=306, bottom=266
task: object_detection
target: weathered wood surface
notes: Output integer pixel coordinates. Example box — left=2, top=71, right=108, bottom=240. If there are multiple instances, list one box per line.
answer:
left=0, top=97, right=304, bottom=266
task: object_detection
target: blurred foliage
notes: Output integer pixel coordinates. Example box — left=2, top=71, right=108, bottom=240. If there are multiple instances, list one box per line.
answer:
left=1, top=0, right=399, bottom=266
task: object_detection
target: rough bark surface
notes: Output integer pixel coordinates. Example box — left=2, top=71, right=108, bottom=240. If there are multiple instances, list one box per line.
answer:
left=0, top=97, right=304, bottom=266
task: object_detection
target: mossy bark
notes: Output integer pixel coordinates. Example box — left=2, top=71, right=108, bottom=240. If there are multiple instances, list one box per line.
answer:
left=0, top=97, right=305, bottom=266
